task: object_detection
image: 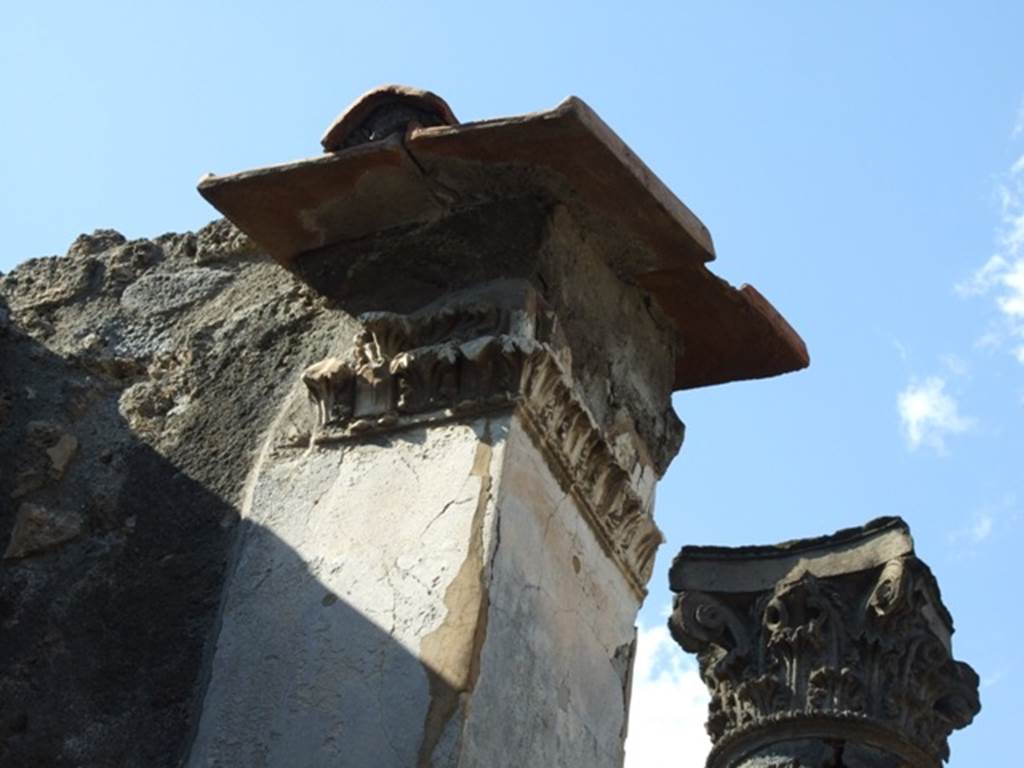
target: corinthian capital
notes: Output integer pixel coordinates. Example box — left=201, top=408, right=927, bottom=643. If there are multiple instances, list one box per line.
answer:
left=669, top=517, right=979, bottom=768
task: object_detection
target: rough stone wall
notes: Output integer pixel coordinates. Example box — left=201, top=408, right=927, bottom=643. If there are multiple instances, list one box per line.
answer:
left=0, top=222, right=343, bottom=767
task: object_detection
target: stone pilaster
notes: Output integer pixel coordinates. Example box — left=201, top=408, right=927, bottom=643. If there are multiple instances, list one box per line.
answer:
left=186, top=278, right=669, bottom=767
left=668, top=518, right=980, bottom=768
left=185, top=85, right=808, bottom=767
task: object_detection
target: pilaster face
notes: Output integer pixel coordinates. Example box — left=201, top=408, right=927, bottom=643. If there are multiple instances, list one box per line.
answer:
left=668, top=518, right=980, bottom=768
left=188, top=278, right=673, bottom=767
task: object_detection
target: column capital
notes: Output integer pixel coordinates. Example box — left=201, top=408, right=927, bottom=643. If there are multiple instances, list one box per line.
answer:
left=669, top=517, right=979, bottom=767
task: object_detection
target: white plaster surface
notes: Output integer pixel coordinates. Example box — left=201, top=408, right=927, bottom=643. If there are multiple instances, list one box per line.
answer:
left=188, top=403, right=647, bottom=768
left=187, top=415, right=507, bottom=768
left=455, top=414, right=643, bottom=767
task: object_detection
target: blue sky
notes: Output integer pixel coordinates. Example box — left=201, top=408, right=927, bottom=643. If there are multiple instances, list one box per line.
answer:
left=3, top=2, right=1021, bottom=764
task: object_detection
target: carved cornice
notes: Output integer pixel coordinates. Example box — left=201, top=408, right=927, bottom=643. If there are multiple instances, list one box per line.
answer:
left=300, top=300, right=528, bottom=435
left=516, top=351, right=663, bottom=596
left=299, top=294, right=661, bottom=596
left=669, top=519, right=979, bottom=767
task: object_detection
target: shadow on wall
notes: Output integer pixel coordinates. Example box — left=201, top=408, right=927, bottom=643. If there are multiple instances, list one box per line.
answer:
left=0, top=301, right=436, bottom=768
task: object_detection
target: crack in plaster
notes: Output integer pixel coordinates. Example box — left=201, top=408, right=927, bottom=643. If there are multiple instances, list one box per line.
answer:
left=415, top=423, right=495, bottom=767
left=422, top=494, right=474, bottom=536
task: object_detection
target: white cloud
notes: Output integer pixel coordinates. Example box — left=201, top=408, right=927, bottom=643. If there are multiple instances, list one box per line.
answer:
left=624, top=623, right=710, bottom=768
left=949, top=512, right=992, bottom=548
left=897, top=377, right=973, bottom=454
left=959, top=150, right=1024, bottom=360
left=891, top=336, right=909, bottom=362
left=998, top=258, right=1024, bottom=317
left=982, top=669, right=1005, bottom=688
left=971, top=513, right=994, bottom=541
left=940, top=352, right=970, bottom=377
left=975, top=328, right=1003, bottom=350
left=956, top=254, right=1009, bottom=297
left=949, top=494, right=1019, bottom=551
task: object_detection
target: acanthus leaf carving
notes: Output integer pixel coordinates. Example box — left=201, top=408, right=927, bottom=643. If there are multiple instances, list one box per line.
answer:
left=301, top=357, right=356, bottom=427
left=669, top=540, right=980, bottom=766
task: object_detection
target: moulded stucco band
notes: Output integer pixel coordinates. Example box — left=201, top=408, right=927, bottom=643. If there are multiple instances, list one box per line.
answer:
left=295, top=283, right=662, bottom=596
